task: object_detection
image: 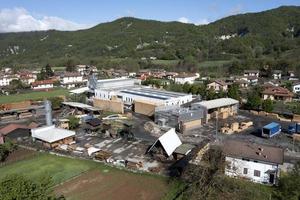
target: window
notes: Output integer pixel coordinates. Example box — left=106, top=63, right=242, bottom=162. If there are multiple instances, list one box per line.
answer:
left=254, top=170, right=261, bottom=177
left=243, top=168, right=248, bottom=175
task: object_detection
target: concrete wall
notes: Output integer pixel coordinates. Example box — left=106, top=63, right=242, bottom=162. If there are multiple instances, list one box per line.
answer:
left=134, top=100, right=161, bottom=116
left=93, top=98, right=124, bottom=114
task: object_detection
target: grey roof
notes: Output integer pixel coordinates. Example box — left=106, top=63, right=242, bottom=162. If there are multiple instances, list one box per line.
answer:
left=223, top=140, right=284, bottom=164
left=174, top=144, right=195, bottom=155
left=193, top=98, right=238, bottom=110
left=120, top=88, right=190, bottom=101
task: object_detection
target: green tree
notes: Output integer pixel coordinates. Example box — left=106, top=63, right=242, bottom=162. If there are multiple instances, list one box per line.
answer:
left=262, top=99, right=274, bottom=113
left=48, top=97, right=64, bottom=110
left=245, top=92, right=262, bottom=110
left=274, top=162, right=300, bottom=200
left=0, top=174, right=63, bottom=200
left=45, top=64, right=54, bottom=77
left=68, top=116, right=80, bottom=130
left=65, top=59, right=76, bottom=72
left=227, top=83, right=240, bottom=100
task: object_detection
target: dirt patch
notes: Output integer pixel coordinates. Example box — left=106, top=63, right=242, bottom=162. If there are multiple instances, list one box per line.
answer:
left=54, top=169, right=169, bottom=200
left=0, top=147, right=36, bottom=166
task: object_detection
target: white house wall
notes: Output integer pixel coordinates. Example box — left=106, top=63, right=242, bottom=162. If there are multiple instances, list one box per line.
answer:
left=225, top=156, right=279, bottom=184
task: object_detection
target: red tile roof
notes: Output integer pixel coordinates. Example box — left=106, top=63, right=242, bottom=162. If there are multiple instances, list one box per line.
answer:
left=262, top=86, right=293, bottom=97
left=0, top=124, right=30, bottom=136
left=31, top=79, right=54, bottom=87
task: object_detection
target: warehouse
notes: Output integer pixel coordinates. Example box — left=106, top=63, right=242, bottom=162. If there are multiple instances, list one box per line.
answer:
left=192, top=98, right=239, bottom=123
left=155, top=105, right=204, bottom=133
left=89, top=76, right=193, bottom=114
left=119, top=88, right=192, bottom=106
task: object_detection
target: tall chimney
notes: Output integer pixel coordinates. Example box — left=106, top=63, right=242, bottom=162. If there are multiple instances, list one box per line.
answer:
left=44, top=100, right=53, bottom=126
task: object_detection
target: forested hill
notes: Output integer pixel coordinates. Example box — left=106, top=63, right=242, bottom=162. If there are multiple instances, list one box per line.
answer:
left=0, top=6, right=300, bottom=68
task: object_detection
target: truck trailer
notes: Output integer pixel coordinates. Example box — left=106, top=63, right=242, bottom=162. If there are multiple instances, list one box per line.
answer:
left=262, top=122, right=281, bottom=138
left=288, top=123, right=300, bottom=135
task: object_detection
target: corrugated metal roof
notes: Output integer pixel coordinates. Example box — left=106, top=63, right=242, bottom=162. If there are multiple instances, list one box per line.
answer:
left=193, top=98, right=238, bottom=109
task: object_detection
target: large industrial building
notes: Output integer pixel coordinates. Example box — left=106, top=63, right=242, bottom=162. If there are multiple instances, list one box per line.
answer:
left=88, top=76, right=193, bottom=114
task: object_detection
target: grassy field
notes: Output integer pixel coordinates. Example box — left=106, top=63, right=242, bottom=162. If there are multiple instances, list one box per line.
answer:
left=0, top=88, right=69, bottom=104
left=197, top=60, right=232, bottom=68
left=0, top=152, right=173, bottom=200
left=0, top=153, right=99, bottom=185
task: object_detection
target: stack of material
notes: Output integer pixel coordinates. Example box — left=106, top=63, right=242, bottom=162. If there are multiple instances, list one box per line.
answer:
left=231, top=122, right=239, bottom=132
left=95, top=150, right=112, bottom=161
left=126, top=160, right=143, bottom=170
left=293, top=134, right=300, bottom=142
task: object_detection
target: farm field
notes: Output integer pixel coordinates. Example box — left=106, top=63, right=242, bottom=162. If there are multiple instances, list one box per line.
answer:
left=0, top=152, right=171, bottom=200
left=0, top=88, right=69, bottom=104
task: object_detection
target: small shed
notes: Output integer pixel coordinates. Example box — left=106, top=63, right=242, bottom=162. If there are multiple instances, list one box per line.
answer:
left=148, top=128, right=182, bottom=157
left=31, top=125, right=75, bottom=148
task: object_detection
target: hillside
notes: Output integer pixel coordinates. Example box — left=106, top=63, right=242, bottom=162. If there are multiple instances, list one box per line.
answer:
left=0, top=6, right=299, bottom=68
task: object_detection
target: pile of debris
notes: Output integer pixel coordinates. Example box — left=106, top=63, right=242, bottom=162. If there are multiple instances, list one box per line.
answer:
left=144, top=121, right=164, bottom=137
left=220, top=121, right=253, bottom=134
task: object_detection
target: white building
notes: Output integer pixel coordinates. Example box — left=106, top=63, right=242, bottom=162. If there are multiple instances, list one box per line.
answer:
left=0, top=75, right=18, bottom=87
left=223, top=140, right=283, bottom=185
left=174, top=73, right=199, bottom=84
left=293, top=83, right=300, bottom=93
left=60, top=72, right=85, bottom=89
left=76, top=65, right=98, bottom=76
left=272, top=70, right=282, bottom=80
left=31, top=80, right=54, bottom=90
left=244, top=70, right=259, bottom=77
left=90, top=76, right=192, bottom=106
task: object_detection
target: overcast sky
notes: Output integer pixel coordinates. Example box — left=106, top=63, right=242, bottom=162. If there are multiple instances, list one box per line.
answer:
left=0, top=0, right=299, bottom=32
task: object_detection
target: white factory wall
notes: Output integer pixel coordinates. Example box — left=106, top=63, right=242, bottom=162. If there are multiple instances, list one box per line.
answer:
left=225, top=156, right=279, bottom=184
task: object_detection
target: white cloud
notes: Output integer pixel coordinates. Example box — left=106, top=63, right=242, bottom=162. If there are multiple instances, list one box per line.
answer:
left=178, top=17, right=190, bottom=24
left=178, top=17, right=209, bottom=25
left=0, top=7, right=92, bottom=33
left=195, top=19, right=209, bottom=25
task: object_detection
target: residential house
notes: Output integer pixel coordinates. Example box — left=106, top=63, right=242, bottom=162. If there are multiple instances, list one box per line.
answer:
left=174, top=73, right=199, bottom=84
left=136, top=69, right=151, bottom=80
left=293, top=82, right=300, bottom=94
left=18, top=71, right=37, bottom=85
left=244, top=70, right=259, bottom=77
left=234, top=79, right=248, bottom=88
left=207, top=80, right=228, bottom=92
left=76, top=65, right=98, bottom=76
left=31, top=80, right=54, bottom=90
left=0, top=75, right=18, bottom=87
left=164, top=72, right=178, bottom=80
left=223, top=140, right=283, bottom=185
left=60, top=72, right=85, bottom=89
left=287, top=71, right=299, bottom=81
left=241, top=76, right=259, bottom=85
left=272, top=70, right=282, bottom=80
left=262, top=86, right=293, bottom=102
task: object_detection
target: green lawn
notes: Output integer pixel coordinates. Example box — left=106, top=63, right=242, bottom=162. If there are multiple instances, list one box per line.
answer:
left=151, top=59, right=179, bottom=66
left=0, top=88, right=69, bottom=104
left=197, top=60, right=232, bottom=68
left=0, top=153, right=102, bottom=185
